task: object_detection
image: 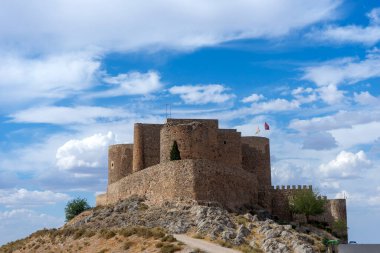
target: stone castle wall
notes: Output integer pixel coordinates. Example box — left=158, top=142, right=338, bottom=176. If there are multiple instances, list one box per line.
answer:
left=217, top=129, right=242, bottom=168
left=132, top=123, right=162, bottom=172
left=314, top=199, right=347, bottom=225
left=271, top=185, right=313, bottom=221
left=97, top=159, right=258, bottom=211
left=271, top=185, right=347, bottom=230
left=108, top=144, right=134, bottom=185
left=160, top=121, right=218, bottom=163
left=241, top=137, right=271, bottom=189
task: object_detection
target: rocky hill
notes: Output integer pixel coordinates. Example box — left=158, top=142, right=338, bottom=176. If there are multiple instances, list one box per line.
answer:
left=0, top=196, right=338, bottom=253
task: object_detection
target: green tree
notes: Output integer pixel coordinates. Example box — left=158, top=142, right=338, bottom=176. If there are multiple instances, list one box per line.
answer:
left=65, top=197, right=91, bottom=221
left=289, top=189, right=327, bottom=223
left=170, top=141, right=181, bottom=161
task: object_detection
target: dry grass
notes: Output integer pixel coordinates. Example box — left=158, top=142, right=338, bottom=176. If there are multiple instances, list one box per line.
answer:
left=0, top=226, right=183, bottom=253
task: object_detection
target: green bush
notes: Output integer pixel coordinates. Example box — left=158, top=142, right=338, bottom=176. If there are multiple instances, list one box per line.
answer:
left=160, top=244, right=181, bottom=253
left=170, top=141, right=181, bottom=161
left=64, top=197, right=91, bottom=221
left=289, top=190, right=327, bottom=223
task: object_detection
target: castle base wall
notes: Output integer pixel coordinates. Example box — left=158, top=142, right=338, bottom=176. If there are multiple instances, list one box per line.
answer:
left=96, top=159, right=258, bottom=211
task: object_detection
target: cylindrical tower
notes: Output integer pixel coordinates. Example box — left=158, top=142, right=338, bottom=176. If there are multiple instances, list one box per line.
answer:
left=132, top=123, right=144, bottom=172
left=241, top=136, right=271, bottom=187
left=108, top=144, right=133, bottom=185
left=160, top=121, right=217, bottom=163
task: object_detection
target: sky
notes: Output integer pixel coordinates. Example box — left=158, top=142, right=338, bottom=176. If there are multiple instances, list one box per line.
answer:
left=0, top=0, right=380, bottom=245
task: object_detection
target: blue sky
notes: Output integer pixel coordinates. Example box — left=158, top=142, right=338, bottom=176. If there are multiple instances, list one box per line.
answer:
left=0, top=0, right=380, bottom=245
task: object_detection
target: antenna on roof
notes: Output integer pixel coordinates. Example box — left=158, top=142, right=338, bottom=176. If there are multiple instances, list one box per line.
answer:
left=165, top=104, right=172, bottom=119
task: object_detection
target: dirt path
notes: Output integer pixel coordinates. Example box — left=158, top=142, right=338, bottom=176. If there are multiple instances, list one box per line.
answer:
left=174, top=234, right=241, bottom=253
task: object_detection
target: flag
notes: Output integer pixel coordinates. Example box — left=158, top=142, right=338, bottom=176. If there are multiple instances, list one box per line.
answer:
left=264, top=122, right=270, bottom=130
left=255, top=126, right=260, bottom=135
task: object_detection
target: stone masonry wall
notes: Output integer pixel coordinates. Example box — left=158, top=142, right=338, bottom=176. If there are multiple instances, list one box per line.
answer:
left=160, top=121, right=218, bottom=163
left=108, top=144, right=133, bottom=185
left=99, top=159, right=258, bottom=211
left=271, top=185, right=313, bottom=221
left=166, top=118, right=218, bottom=128
left=271, top=186, right=347, bottom=231
left=192, top=160, right=258, bottom=210
left=132, top=123, right=162, bottom=172
left=241, top=137, right=271, bottom=188
left=314, top=199, right=347, bottom=225
left=217, top=129, right=242, bottom=168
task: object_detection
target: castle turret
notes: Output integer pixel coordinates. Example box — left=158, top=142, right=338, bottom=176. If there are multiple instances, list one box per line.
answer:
left=132, top=123, right=162, bottom=172
left=241, top=136, right=271, bottom=187
left=108, top=144, right=133, bottom=185
left=160, top=119, right=218, bottom=163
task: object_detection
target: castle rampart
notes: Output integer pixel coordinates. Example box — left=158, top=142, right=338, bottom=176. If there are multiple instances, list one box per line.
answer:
left=270, top=185, right=313, bottom=221
left=98, top=159, right=258, bottom=211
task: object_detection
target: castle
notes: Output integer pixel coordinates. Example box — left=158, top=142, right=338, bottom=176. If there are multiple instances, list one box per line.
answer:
left=96, top=118, right=347, bottom=231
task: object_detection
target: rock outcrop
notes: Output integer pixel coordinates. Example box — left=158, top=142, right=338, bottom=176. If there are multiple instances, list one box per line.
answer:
left=1, top=196, right=338, bottom=253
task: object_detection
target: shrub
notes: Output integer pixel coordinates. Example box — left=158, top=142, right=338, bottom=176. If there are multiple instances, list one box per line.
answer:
left=289, top=189, right=327, bottom=223
left=155, top=242, right=164, bottom=248
left=170, top=141, right=181, bottom=161
left=161, top=235, right=176, bottom=242
left=64, top=197, right=91, bottom=221
left=123, top=241, right=134, bottom=250
left=160, top=244, right=182, bottom=253
left=99, top=229, right=116, bottom=239
left=73, top=229, right=86, bottom=239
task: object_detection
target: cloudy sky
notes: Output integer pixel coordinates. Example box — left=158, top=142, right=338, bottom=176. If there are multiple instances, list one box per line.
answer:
left=0, top=0, right=379, bottom=244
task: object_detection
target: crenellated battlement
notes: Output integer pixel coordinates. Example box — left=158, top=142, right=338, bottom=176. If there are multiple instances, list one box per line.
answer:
left=271, top=185, right=313, bottom=190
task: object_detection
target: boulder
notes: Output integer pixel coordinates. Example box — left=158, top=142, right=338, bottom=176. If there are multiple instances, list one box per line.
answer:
left=221, top=229, right=236, bottom=241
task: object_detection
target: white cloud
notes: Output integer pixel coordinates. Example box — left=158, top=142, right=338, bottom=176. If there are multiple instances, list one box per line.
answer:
left=302, top=131, right=337, bottom=150
left=291, top=87, right=318, bottom=103
left=368, top=8, right=380, bottom=25
left=9, top=106, right=130, bottom=125
left=56, top=132, right=116, bottom=171
left=271, top=162, right=315, bottom=186
left=0, top=53, right=100, bottom=106
left=319, top=150, right=372, bottom=178
left=321, top=181, right=340, bottom=190
left=242, top=93, right=265, bottom=103
left=0, top=209, right=63, bottom=246
left=0, top=0, right=341, bottom=54
left=169, top=84, right=235, bottom=104
left=317, top=84, right=345, bottom=104
left=309, top=25, right=380, bottom=45
left=289, top=110, right=380, bottom=132
left=99, top=71, right=163, bottom=96
left=0, top=188, right=70, bottom=208
left=330, top=121, right=380, bottom=148
left=252, top=98, right=300, bottom=112
left=354, top=91, right=380, bottom=105
left=308, top=8, right=380, bottom=45
left=335, top=190, right=349, bottom=199
left=302, top=53, right=380, bottom=87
